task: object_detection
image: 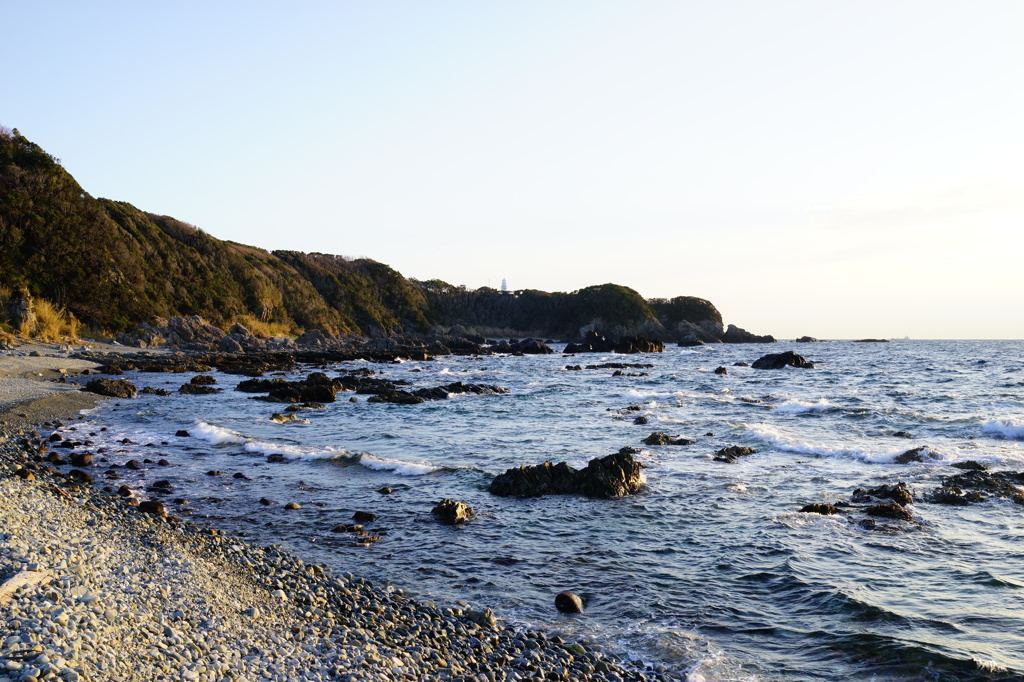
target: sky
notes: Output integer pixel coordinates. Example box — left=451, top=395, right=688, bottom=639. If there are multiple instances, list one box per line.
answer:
left=4, top=1, right=1022, bottom=339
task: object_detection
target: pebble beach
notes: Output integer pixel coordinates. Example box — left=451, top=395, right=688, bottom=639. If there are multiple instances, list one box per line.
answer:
left=0, top=344, right=656, bottom=682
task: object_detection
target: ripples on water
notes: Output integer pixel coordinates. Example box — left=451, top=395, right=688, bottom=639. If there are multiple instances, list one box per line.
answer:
left=71, top=340, right=1024, bottom=681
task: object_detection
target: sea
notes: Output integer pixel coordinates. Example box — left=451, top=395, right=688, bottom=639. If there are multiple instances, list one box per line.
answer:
left=64, top=340, right=1024, bottom=681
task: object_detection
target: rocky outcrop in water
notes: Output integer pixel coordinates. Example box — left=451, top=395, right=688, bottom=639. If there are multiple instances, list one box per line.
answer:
left=927, top=469, right=1024, bottom=506
left=643, top=432, right=693, bottom=446
left=431, top=499, right=475, bottom=525
left=721, top=325, right=775, bottom=344
left=713, top=446, right=756, bottom=463
left=564, top=331, right=664, bottom=354
left=852, top=482, right=915, bottom=507
left=84, top=378, right=137, bottom=398
left=488, top=449, right=643, bottom=498
left=751, top=351, right=814, bottom=370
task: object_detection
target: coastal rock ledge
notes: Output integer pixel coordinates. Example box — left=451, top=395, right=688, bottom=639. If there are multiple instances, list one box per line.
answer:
left=488, top=449, right=643, bottom=498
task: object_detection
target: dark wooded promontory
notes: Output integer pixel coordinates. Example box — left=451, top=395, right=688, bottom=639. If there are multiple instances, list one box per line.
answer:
left=0, top=128, right=771, bottom=344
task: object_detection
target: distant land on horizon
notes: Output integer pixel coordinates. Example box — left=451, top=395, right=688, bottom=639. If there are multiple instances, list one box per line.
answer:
left=0, top=127, right=780, bottom=346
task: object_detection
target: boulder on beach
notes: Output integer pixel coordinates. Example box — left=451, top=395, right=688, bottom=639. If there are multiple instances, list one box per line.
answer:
left=751, top=351, right=814, bottom=370
left=488, top=449, right=643, bottom=498
left=84, top=378, right=137, bottom=398
left=431, top=498, right=475, bottom=525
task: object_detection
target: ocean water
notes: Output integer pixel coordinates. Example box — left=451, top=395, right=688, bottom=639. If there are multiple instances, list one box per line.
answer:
left=65, top=340, right=1024, bottom=681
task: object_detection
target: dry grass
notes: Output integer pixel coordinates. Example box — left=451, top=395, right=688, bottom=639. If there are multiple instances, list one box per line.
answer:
left=23, top=299, right=79, bottom=343
left=232, top=314, right=292, bottom=339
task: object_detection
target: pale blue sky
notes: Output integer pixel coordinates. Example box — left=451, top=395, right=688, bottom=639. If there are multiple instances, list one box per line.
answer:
left=5, top=1, right=1022, bottom=338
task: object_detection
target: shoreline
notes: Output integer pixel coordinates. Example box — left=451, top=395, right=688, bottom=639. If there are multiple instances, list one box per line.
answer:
left=0, top=344, right=663, bottom=682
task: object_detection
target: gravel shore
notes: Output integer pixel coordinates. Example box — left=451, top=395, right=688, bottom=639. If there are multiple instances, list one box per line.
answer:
left=0, top=345, right=662, bottom=682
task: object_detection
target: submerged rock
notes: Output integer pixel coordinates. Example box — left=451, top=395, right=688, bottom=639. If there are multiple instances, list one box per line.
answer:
left=489, top=450, right=643, bottom=498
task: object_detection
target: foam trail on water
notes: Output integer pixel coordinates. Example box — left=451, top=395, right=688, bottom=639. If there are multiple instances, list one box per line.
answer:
left=242, top=440, right=313, bottom=458
left=746, top=424, right=953, bottom=464
left=982, top=419, right=1024, bottom=441
left=191, top=421, right=247, bottom=445
left=773, top=398, right=838, bottom=415
left=356, top=453, right=439, bottom=476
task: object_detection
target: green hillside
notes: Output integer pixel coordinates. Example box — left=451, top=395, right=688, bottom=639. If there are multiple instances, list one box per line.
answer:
left=0, top=128, right=725, bottom=339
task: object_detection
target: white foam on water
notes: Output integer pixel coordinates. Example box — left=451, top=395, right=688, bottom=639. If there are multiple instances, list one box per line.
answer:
left=356, top=453, right=439, bottom=476
left=772, top=398, right=838, bottom=415
left=242, top=439, right=311, bottom=458
left=191, top=420, right=338, bottom=459
left=744, top=423, right=953, bottom=464
left=191, top=421, right=247, bottom=445
left=982, top=419, right=1024, bottom=440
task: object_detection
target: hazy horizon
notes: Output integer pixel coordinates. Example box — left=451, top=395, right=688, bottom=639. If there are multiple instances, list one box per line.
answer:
left=4, top=2, right=1022, bottom=339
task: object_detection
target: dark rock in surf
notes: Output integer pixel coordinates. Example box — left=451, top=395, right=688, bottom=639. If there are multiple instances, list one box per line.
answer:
left=175, top=429, right=191, bottom=437
left=643, top=432, right=692, bottom=446
left=84, top=378, right=137, bottom=398
left=894, top=447, right=930, bottom=464
left=431, top=498, right=475, bottom=525
left=951, top=460, right=988, bottom=471
left=489, top=450, right=643, bottom=498
left=714, top=366, right=728, bottom=375
left=930, top=469, right=1024, bottom=505
left=795, top=336, right=819, bottom=343
left=751, top=352, right=814, bottom=370
left=865, top=503, right=914, bottom=521
left=352, top=511, right=377, bottom=523
left=851, top=482, right=915, bottom=506
left=799, top=503, right=839, bottom=515
left=178, top=383, right=222, bottom=395
left=555, top=591, right=584, bottom=614
left=713, top=446, right=756, bottom=463
left=69, top=453, right=92, bottom=467
left=189, top=375, right=217, bottom=385
left=368, top=391, right=426, bottom=405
